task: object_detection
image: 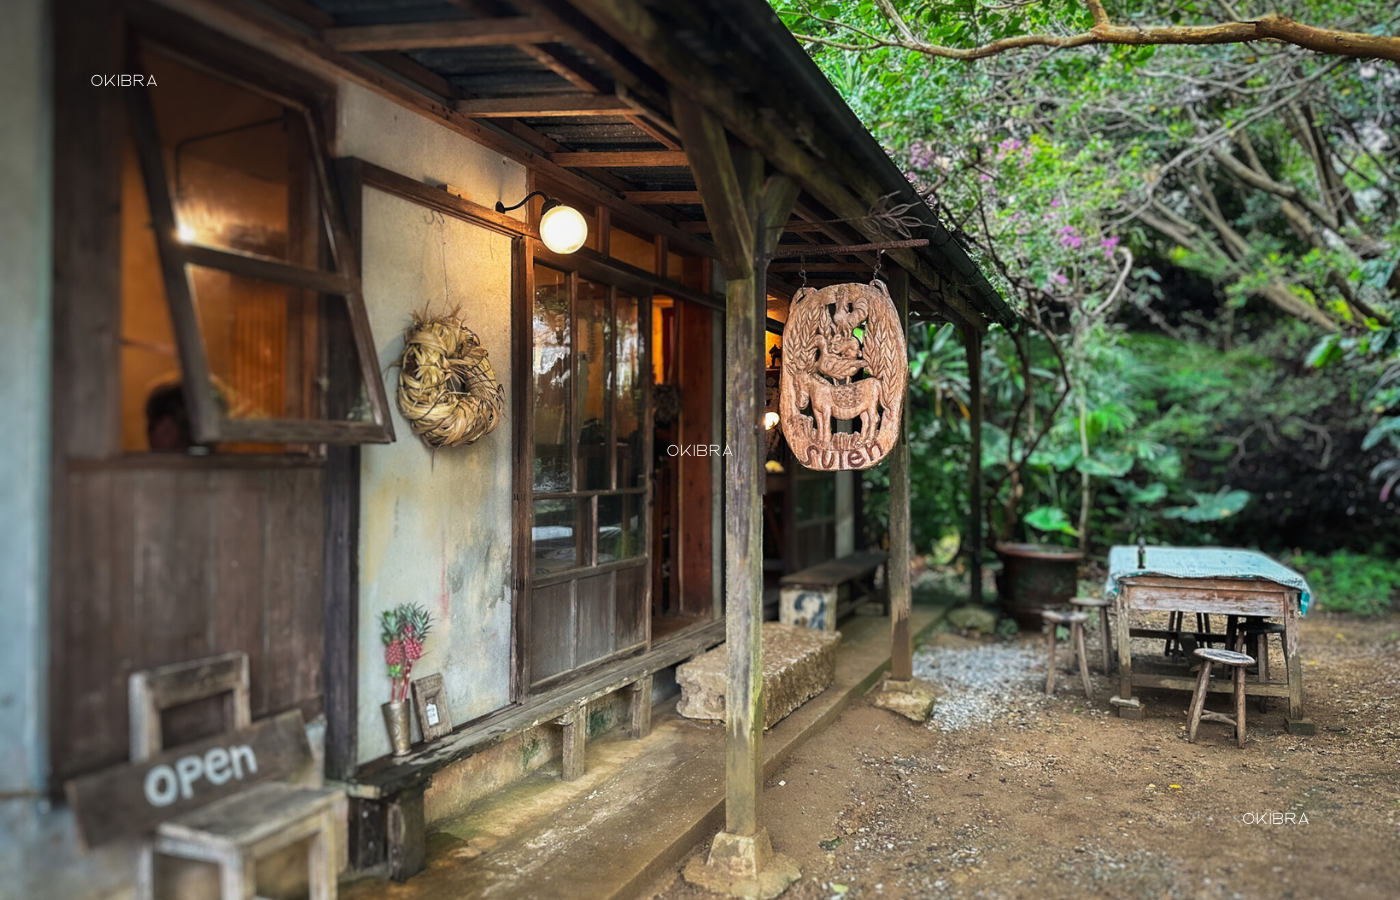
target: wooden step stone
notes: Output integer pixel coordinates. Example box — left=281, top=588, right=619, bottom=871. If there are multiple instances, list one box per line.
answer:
left=676, top=622, right=841, bottom=729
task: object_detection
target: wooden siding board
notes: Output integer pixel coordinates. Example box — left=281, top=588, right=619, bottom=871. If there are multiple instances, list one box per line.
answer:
left=529, top=581, right=574, bottom=685
left=575, top=571, right=615, bottom=665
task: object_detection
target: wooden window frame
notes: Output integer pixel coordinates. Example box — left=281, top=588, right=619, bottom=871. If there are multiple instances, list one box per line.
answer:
left=124, top=29, right=394, bottom=446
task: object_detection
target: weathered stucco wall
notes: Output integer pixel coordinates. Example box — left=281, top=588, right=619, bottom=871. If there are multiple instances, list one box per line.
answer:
left=0, top=4, right=135, bottom=898
left=342, top=88, right=525, bottom=762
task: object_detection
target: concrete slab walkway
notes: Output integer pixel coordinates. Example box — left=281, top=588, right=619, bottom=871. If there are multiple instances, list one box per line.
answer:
left=341, top=605, right=947, bottom=900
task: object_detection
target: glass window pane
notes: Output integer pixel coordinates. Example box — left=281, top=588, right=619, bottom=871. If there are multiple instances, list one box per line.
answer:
left=534, top=498, right=581, bottom=574
left=598, top=493, right=642, bottom=562
left=533, top=265, right=571, bottom=492
left=816, top=476, right=835, bottom=518
left=796, top=479, right=813, bottom=521
left=146, top=51, right=323, bottom=268
left=187, top=266, right=371, bottom=424
left=615, top=293, right=644, bottom=489
left=576, top=279, right=611, bottom=491
left=121, top=132, right=184, bottom=452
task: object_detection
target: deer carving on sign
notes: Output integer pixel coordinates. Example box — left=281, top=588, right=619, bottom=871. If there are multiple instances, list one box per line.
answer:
left=779, top=281, right=906, bottom=471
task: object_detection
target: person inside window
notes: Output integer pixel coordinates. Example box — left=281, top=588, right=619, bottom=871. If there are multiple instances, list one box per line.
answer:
left=145, top=382, right=193, bottom=452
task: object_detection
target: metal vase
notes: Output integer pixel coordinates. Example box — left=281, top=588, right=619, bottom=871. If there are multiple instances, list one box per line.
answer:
left=382, top=700, right=412, bottom=756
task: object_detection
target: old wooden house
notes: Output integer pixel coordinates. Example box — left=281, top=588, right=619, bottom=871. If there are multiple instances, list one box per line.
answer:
left=1, top=0, right=1010, bottom=896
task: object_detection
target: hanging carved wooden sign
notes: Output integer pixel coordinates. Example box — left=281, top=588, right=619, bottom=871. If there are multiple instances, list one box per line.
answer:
left=779, top=281, right=905, bottom=471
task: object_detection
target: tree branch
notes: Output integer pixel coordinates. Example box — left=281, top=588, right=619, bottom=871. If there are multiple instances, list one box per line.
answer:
left=794, top=13, right=1400, bottom=65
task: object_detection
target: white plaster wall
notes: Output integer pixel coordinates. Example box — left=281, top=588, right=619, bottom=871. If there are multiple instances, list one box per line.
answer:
left=353, top=186, right=520, bottom=763
left=335, top=82, right=526, bottom=216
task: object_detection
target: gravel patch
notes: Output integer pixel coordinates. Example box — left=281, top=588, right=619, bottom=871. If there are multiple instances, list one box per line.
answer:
left=912, top=643, right=1050, bottom=731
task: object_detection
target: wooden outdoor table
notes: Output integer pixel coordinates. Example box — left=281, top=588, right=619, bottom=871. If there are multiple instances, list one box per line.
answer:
left=1108, top=548, right=1312, bottom=734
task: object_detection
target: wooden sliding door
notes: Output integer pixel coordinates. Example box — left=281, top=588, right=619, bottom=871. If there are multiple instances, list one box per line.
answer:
left=521, top=261, right=652, bottom=692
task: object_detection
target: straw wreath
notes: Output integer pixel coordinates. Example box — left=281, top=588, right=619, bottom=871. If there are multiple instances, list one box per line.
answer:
left=395, top=309, right=505, bottom=449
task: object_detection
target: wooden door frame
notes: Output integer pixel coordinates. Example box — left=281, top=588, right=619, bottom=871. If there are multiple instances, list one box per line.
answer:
left=513, top=244, right=662, bottom=701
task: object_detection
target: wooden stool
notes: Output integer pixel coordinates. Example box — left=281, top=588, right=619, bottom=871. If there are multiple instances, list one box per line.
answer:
left=1186, top=647, right=1254, bottom=748
left=1070, top=596, right=1113, bottom=674
left=1041, top=610, right=1093, bottom=700
left=131, top=653, right=343, bottom=900
left=1234, top=619, right=1286, bottom=712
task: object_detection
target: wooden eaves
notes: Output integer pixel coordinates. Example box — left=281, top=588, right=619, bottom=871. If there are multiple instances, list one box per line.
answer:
left=195, top=0, right=1008, bottom=330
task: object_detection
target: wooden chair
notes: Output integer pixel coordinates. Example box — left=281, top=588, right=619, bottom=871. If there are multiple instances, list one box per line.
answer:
left=131, top=652, right=344, bottom=900
left=1041, top=610, right=1093, bottom=700
left=1186, top=647, right=1253, bottom=748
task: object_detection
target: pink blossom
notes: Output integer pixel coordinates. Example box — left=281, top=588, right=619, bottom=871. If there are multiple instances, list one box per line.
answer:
left=1100, top=235, right=1121, bottom=260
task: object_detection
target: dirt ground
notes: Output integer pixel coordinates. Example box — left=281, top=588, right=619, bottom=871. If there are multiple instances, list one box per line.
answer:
left=651, top=611, right=1400, bottom=900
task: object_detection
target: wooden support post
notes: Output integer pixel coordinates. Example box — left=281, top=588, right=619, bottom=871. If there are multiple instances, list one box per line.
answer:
left=888, top=269, right=913, bottom=683
left=557, top=699, right=588, bottom=782
left=630, top=675, right=654, bottom=740
left=674, top=94, right=799, bottom=893
left=965, top=329, right=983, bottom=605
left=386, top=786, right=426, bottom=882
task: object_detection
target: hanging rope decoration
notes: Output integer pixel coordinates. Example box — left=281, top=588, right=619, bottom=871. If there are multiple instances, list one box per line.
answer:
left=395, top=309, right=505, bottom=448
left=393, top=210, right=505, bottom=449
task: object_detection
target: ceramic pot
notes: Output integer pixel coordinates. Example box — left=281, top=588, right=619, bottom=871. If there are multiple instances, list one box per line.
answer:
left=994, top=542, right=1085, bottom=629
left=382, top=700, right=412, bottom=756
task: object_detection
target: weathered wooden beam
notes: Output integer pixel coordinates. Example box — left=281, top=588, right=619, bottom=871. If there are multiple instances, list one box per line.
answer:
left=772, top=239, right=929, bottom=257
left=966, top=328, right=984, bottom=605
left=888, top=269, right=913, bottom=683
left=629, top=675, right=653, bottom=739
left=507, top=0, right=672, bottom=114
left=324, top=17, right=557, bottom=51
left=682, top=220, right=829, bottom=233
left=769, top=262, right=872, bottom=273
left=557, top=699, right=588, bottom=781
left=672, top=96, right=753, bottom=279
left=456, top=94, right=637, bottom=117
left=549, top=150, right=689, bottom=167
left=621, top=190, right=703, bottom=204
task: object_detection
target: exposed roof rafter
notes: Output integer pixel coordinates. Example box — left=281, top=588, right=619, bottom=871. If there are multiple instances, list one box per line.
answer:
left=323, top=17, right=558, bottom=51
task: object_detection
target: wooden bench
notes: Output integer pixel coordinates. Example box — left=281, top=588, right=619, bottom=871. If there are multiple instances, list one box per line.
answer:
left=343, top=619, right=725, bottom=881
left=129, top=652, right=345, bottom=900
left=779, top=551, right=890, bottom=629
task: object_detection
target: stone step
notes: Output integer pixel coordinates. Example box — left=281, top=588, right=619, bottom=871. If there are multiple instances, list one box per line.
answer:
left=675, top=622, right=840, bottom=729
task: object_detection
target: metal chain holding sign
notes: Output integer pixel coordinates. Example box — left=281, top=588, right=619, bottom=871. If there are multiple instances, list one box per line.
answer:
left=778, top=277, right=906, bottom=471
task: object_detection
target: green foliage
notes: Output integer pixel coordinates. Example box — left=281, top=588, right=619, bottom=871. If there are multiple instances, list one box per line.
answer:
left=1292, top=551, right=1400, bottom=616
left=1024, top=505, right=1079, bottom=536
left=1162, top=488, right=1252, bottom=522
left=779, top=0, right=1400, bottom=559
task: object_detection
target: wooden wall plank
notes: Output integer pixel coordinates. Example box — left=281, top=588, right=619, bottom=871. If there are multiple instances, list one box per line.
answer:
left=614, top=565, right=648, bottom=650
left=528, top=581, right=574, bottom=686
left=676, top=300, right=714, bottom=617
left=575, top=571, right=615, bottom=667
left=52, top=466, right=326, bottom=783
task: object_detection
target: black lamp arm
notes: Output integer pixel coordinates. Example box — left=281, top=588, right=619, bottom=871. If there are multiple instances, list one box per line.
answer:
left=495, top=191, right=555, bottom=214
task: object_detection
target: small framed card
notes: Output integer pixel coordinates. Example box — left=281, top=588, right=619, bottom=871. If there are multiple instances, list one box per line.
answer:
left=411, top=674, right=452, bottom=742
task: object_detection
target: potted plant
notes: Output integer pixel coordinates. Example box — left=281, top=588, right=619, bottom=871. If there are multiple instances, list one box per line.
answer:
left=381, top=603, right=432, bottom=757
